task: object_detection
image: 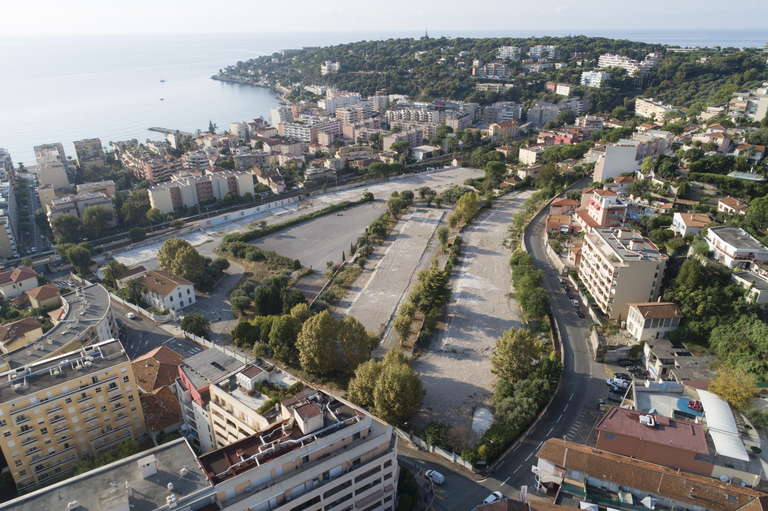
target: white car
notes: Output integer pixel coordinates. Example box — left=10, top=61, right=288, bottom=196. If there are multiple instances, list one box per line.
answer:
left=570, top=299, right=579, bottom=307
left=126, top=312, right=136, bottom=319
left=483, top=491, right=504, bottom=504
left=425, top=470, right=444, bottom=485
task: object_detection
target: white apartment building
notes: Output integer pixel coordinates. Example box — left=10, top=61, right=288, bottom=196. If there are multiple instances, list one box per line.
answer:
left=183, top=150, right=212, bottom=170
left=598, top=53, right=657, bottom=76
left=270, top=106, right=293, bottom=127
left=732, top=271, right=768, bottom=310
left=497, top=46, right=521, bottom=60
left=529, top=45, right=559, bottom=58
left=558, top=97, right=590, bottom=116
left=527, top=101, right=560, bottom=129
left=386, top=107, right=440, bottom=123
left=198, top=384, right=399, bottom=511
left=626, top=302, right=683, bottom=342
left=319, top=90, right=362, bottom=115
left=148, top=170, right=254, bottom=214
left=705, top=226, right=768, bottom=269
left=556, top=83, right=574, bottom=96
left=72, top=138, right=105, bottom=169
left=229, top=121, right=249, bottom=139
left=320, top=61, right=341, bottom=75
left=635, top=98, right=679, bottom=120
left=132, top=269, right=196, bottom=312
left=0, top=149, right=12, bottom=180
left=581, top=71, right=610, bottom=88
left=483, top=101, right=524, bottom=123
left=305, top=85, right=327, bottom=96
left=579, top=228, right=668, bottom=320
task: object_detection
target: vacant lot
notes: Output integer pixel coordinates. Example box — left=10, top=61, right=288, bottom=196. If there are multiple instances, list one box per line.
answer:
left=413, top=190, right=534, bottom=428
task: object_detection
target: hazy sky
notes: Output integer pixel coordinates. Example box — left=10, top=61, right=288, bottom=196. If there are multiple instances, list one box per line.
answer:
left=7, top=0, right=768, bottom=34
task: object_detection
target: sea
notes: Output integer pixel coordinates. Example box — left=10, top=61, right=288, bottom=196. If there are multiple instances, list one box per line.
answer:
left=1, top=29, right=766, bottom=166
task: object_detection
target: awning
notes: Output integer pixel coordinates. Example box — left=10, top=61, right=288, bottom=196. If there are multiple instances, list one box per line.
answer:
left=641, top=496, right=659, bottom=509
left=697, top=389, right=750, bottom=461
left=579, top=502, right=598, bottom=511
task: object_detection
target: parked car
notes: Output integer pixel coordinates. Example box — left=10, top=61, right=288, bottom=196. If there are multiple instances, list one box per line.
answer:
left=425, top=470, right=445, bottom=485
left=606, top=378, right=629, bottom=389
left=570, top=299, right=579, bottom=308
left=483, top=492, right=504, bottom=504
left=607, top=393, right=624, bottom=403
left=576, top=311, right=585, bottom=318
left=558, top=277, right=564, bottom=284
left=618, top=359, right=636, bottom=367
left=563, top=285, right=569, bottom=293
left=613, top=373, right=631, bottom=381
left=126, top=312, right=136, bottom=319
left=566, top=292, right=574, bottom=299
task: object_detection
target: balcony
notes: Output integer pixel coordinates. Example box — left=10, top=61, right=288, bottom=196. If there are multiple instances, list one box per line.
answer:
left=77, top=394, right=92, bottom=403
left=112, top=404, right=126, bottom=412
left=46, top=406, right=63, bottom=415
left=57, top=435, right=72, bottom=445
left=53, top=425, right=69, bottom=435
left=109, top=393, right=124, bottom=403
left=87, top=423, right=102, bottom=433
left=50, top=415, right=66, bottom=425
left=84, top=415, right=99, bottom=423
left=80, top=404, right=95, bottom=413
left=16, top=416, right=30, bottom=425
left=35, top=454, right=77, bottom=474
left=93, top=431, right=132, bottom=451
left=25, top=446, right=41, bottom=456
left=91, top=422, right=130, bottom=441
left=21, top=436, right=38, bottom=447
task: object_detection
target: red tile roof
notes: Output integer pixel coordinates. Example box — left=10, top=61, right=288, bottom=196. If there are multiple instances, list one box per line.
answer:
left=551, top=198, right=580, bottom=207
left=0, top=267, right=38, bottom=286
left=25, top=283, right=61, bottom=302
left=132, top=346, right=185, bottom=393
left=140, top=386, right=184, bottom=434
left=0, top=317, right=43, bottom=344
left=596, top=406, right=708, bottom=454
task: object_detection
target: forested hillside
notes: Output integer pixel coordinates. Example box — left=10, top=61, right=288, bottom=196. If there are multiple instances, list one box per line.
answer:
left=219, top=35, right=768, bottom=115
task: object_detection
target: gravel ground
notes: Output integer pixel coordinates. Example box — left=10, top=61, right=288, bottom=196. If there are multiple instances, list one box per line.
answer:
left=335, top=209, right=444, bottom=340
left=413, top=190, right=534, bottom=429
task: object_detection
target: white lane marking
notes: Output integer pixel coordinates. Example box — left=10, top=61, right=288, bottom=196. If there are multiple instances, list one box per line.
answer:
left=557, top=414, right=562, bottom=422
left=547, top=427, right=553, bottom=436
left=512, top=445, right=520, bottom=452
left=497, top=461, right=505, bottom=469
left=563, top=404, right=568, bottom=412
left=569, top=393, right=573, bottom=401
left=525, top=453, right=532, bottom=461
left=502, top=476, right=511, bottom=485
left=536, top=441, right=543, bottom=450
left=513, top=466, right=521, bottom=474
left=530, top=427, right=536, bottom=434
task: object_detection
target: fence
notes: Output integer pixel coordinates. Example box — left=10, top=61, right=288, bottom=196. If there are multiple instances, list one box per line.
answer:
left=71, top=273, right=174, bottom=324
left=182, top=331, right=252, bottom=365
left=392, top=427, right=475, bottom=471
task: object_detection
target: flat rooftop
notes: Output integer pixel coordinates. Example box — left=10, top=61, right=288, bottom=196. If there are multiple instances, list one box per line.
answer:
left=734, top=271, right=768, bottom=291
left=2, top=284, right=112, bottom=369
left=0, top=339, right=127, bottom=405
left=180, top=349, right=243, bottom=389
left=596, top=406, right=709, bottom=454
left=0, top=439, right=212, bottom=511
left=588, top=227, right=666, bottom=264
left=709, top=226, right=768, bottom=252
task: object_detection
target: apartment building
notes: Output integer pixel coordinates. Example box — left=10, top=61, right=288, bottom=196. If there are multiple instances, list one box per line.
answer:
left=574, top=189, right=628, bottom=232
left=382, top=130, right=423, bottom=152
left=386, top=107, right=440, bottom=123
left=581, top=70, right=610, bottom=88
left=0, top=148, right=12, bottom=180
left=626, top=302, right=683, bottom=342
left=472, top=63, right=513, bottom=79
left=336, top=145, right=376, bottom=162
left=558, top=97, right=590, bottom=116
left=670, top=212, right=710, bottom=237
left=198, top=388, right=399, bottom=511
left=34, top=143, right=70, bottom=190
left=733, top=271, right=768, bottom=309
left=320, top=61, right=341, bottom=75
left=336, top=102, right=372, bottom=125
left=148, top=170, right=254, bottom=214
left=598, top=53, right=657, bottom=75
left=482, top=102, right=524, bottom=124
left=279, top=120, right=342, bottom=143
left=0, top=267, right=39, bottom=299
left=705, top=226, right=768, bottom=269
left=75, top=179, right=116, bottom=197
left=388, top=121, right=437, bottom=141
left=593, top=144, right=643, bottom=181
left=475, top=83, right=514, bottom=93
left=234, top=151, right=270, bottom=170
left=175, top=349, right=244, bottom=453
left=0, top=213, right=19, bottom=260
left=635, top=97, right=680, bottom=120
left=72, top=138, right=105, bottom=169
left=183, top=150, right=212, bottom=171
left=529, top=44, right=559, bottom=58
left=46, top=191, right=116, bottom=228
left=497, top=46, right=521, bottom=59
left=318, top=90, right=361, bottom=115
left=270, top=106, right=294, bottom=126
left=131, top=269, right=196, bottom=312
left=579, top=228, right=667, bottom=320
left=519, top=147, right=544, bottom=165
left=489, top=120, right=520, bottom=140
left=137, top=155, right=184, bottom=183
left=0, top=338, right=145, bottom=490
left=527, top=101, right=560, bottom=129
left=728, top=82, right=768, bottom=122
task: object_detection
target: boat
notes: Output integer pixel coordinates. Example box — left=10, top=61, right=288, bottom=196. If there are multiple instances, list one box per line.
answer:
left=160, top=98, right=164, bottom=101
left=160, top=79, right=165, bottom=83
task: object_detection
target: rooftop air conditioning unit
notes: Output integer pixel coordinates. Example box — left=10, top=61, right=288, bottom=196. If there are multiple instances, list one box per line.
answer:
left=84, top=361, right=93, bottom=368
left=67, top=501, right=80, bottom=510
left=52, top=369, right=60, bottom=376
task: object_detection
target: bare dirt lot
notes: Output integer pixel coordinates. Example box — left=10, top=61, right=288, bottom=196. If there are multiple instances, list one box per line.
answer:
left=413, top=190, right=534, bottom=429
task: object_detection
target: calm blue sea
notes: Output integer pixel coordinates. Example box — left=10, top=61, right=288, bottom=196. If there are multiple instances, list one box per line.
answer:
left=1, top=29, right=765, bottom=166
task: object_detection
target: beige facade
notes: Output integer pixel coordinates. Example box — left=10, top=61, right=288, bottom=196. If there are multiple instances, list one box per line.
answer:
left=72, top=138, right=105, bottom=169
left=199, top=390, right=399, bottom=511
left=0, top=267, right=39, bottom=299
left=46, top=192, right=116, bottom=227
left=75, top=180, right=115, bottom=197
left=626, top=302, right=683, bottom=342
left=34, top=144, right=71, bottom=190
left=0, top=338, right=146, bottom=491
left=37, top=185, right=56, bottom=207
left=579, top=228, right=667, bottom=320
left=38, top=166, right=70, bottom=191
left=149, top=170, right=254, bottom=214
left=0, top=215, right=18, bottom=259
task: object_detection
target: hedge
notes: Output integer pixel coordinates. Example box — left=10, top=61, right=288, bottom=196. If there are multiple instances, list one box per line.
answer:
left=689, top=173, right=766, bottom=198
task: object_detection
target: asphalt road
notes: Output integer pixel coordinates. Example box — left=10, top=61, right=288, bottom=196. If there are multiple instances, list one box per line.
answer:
left=250, top=201, right=387, bottom=271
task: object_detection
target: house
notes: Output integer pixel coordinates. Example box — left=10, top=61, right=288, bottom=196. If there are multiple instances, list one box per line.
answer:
left=718, top=196, right=749, bottom=215
left=411, top=145, right=439, bottom=161
left=0, top=317, right=43, bottom=354
left=574, top=189, right=627, bottom=232
left=132, top=270, right=197, bottom=312
left=131, top=345, right=185, bottom=393
left=499, top=176, right=522, bottom=189
left=567, top=242, right=583, bottom=267
left=517, top=164, right=546, bottom=180
left=692, top=129, right=731, bottom=153
left=253, top=167, right=286, bottom=194
left=734, top=144, right=766, bottom=162
left=24, top=283, right=61, bottom=308
left=670, top=212, right=710, bottom=236
left=732, top=271, right=768, bottom=310
left=489, top=120, right=520, bottom=140
left=705, top=226, right=768, bottom=269
left=114, top=265, right=147, bottom=287
left=595, top=406, right=710, bottom=475
left=140, top=386, right=184, bottom=444
left=0, top=266, right=39, bottom=299
left=603, top=175, right=634, bottom=193
left=626, top=302, right=683, bottom=341
left=550, top=198, right=579, bottom=215
left=519, top=147, right=544, bottom=165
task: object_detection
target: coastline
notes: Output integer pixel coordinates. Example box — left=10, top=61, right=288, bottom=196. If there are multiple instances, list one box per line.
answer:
left=210, top=75, right=288, bottom=103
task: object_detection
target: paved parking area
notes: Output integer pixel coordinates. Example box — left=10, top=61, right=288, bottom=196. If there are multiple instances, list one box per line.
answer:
left=336, top=209, right=444, bottom=339
left=413, top=191, right=533, bottom=429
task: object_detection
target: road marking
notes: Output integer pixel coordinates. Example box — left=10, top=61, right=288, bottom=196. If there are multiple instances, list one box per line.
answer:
left=536, top=441, right=543, bottom=450
left=513, top=466, right=521, bottom=474
left=569, top=393, right=573, bottom=401
left=497, top=461, right=505, bottom=469
left=525, top=453, right=532, bottom=461
left=563, top=404, right=568, bottom=412
left=512, top=445, right=520, bottom=452
left=530, top=427, right=536, bottom=434
left=502, top=477, right=511, bottom=485
left=557, top=414, right=562, bottom=423
left=547, top=427, right=553, bottom=436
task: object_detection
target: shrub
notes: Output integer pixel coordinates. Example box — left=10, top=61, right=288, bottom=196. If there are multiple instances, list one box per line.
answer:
left=417, top=330, right=432, bottom=348
left=746, top=408, right=768, bottom=427
left=253, top=343, right=273, bottom=359
left=422, top=422, right=448, bottom=449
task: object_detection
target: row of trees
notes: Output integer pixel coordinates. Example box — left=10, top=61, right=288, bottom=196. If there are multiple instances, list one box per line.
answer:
left=509, top=251, right=550, bottom=321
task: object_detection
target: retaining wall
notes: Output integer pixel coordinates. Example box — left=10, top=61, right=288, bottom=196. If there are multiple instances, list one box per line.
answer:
left=392, top=427, right=475, bottom=471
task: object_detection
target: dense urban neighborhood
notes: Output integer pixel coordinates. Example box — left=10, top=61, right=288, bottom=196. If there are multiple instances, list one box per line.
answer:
left=1, top=34, right=768, bottom=511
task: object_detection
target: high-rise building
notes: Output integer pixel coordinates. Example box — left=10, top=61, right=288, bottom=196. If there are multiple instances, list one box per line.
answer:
left=72, top=138, right=105, bottom=169
left=497, top=46, right=521, bottom=60
left=148, top=170, right=254, bottom=214
left=0, top=337, right=145, bottom=491
left=34, top=143, right=70, bottom=190
left=581, top=71, right=611, bottom=88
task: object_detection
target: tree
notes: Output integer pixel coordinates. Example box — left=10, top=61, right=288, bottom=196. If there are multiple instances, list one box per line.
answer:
left=146, top=207, right=164, bottom=225
left=230, top=296, right=251, bottom=314
left=34, top=209, right=48, bottom=229
left=102, top=259, right=128, bottom=288
left=484, top=161, right=506, bottom=187
left=446, top=424, right=479, bottom=453
left=387, top=196, right=405, bottom=218
left=208, top=120, right=217, bottom=134
left=82, top=205, right=114, bottom=233
left=128, top=227, right=146, bottom=241
left=171, top=245, right=206, bottom=282
left=347, top=359, right=385, bottom=408
left=20, top=257, right=33, bottom=268
left=676, top=180, right=690, bottom=198
left=491, top=327, right=541, bottom=384
left=337, top=315, right=378, bottom=372
left=181, top=312, right=211, bottom=339
left=436, top=226, right=449, bottom=251
left=121, top=278, right=147, bottom=305
left=391, top=141, right=410, bottom=155
left=269, top=315, right=302, bottom=362
left=746, top=196, right=768, bottom=232
left=290, top=303, right=311, bottom=323
left=709, top=366, right=758, bottom=412
left=296, top=311, right=338, bottom=374
left=393, top=315, right=413, bottom=346
left=52, top=214, right=82, bottom=243
left=417, top=266, right=451, bottom=312
left=454, top=191, right=480, bottom=222
left=373, top=358, right=425, bottom=424
left=67, top=246, right=92, bottom=275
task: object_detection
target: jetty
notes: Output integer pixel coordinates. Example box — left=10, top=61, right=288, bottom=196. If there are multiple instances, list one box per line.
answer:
left=148, top=127, right=197, bottom=137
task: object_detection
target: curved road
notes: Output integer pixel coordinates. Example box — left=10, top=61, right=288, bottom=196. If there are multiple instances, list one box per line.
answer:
left=398, top=184, right=614, bottom=509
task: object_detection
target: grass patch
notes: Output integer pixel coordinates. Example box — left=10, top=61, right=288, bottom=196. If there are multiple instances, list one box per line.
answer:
left=321, top=266, right=363, bottom=306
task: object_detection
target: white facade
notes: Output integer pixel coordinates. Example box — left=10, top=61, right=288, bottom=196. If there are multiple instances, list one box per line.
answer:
left=626, top=303, right=683, bottom=342
left=320, top=61, right=341, bottom=75
left=497, top=46, right=521, bottom=60
left=529, top=45, right=559, bottom=58
left=318, top=91, right=362, bottom=114
left=705, top=226, right=768, bottom=269
left=581, top=71, right=610, bottom=88
left=635, top=98, right=678, bottom=120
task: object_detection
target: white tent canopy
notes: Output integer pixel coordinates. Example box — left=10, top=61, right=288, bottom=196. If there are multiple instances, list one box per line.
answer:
left=697, top=389, right=750, bottom=462
left=579, top=502, right=598, bottom=511
left=641, top=496, right=659, bottom=509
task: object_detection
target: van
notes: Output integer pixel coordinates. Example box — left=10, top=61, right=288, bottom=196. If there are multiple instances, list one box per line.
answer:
left=425, top=470, right=444, bottom=485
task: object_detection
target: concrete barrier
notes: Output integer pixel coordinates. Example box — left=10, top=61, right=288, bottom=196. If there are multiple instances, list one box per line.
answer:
left=393, top=427, right=475, bottom=472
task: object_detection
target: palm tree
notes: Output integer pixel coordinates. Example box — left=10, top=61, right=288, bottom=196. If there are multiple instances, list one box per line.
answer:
left=102, top=259, right=128, bottom=289
left=180, top=313, right=211, bottom=339
left=20, top=257, right=33, bottom=268
left=122, top=278, right=147, bottom=305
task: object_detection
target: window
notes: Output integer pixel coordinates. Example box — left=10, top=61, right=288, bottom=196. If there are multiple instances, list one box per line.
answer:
left=0, top=420, right=5, bottom=427
left=106, top=424, right=113, bottom=432
left=44, top=439, right=51, bottom=444
left=40, top=428, right=48, bottom=435
left=3, top=431, right=10, bottom=438
left=147, top=414, right=154, bottom=421
left=178, top=292, right=182, bottom=298
left=101, top=406, right=107, bottom=412
left=14, top=460, right=22, bottom=467
left=95, top=387, right=102, bottom=393
left=187, top=289, right=190, bottom=294
left=170, top=296, right=173, bottom=302
left=123, top=376, right=129, bottom=383
left=352, top=432, right=361, bottom=441
left=604, top=432, right=616, bottom=441
left=128, top=395, right=134, bottom=402
left=108, top=383, right=117, bottom=390
left=18, top=470, right=26, bottom=477
left=131, top=406, right=137, bottom=412
left=65, top=398, right=72, bottom=404
left=91, top=376, right=99, bottom=385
